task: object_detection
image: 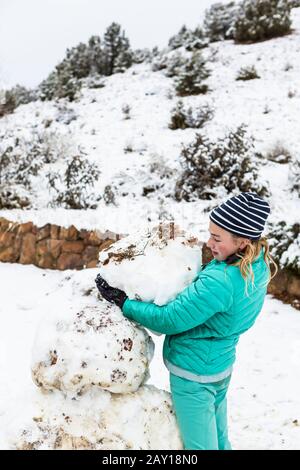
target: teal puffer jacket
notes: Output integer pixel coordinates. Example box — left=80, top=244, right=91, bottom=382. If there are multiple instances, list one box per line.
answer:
left=122, top=248, right=269, bottom=375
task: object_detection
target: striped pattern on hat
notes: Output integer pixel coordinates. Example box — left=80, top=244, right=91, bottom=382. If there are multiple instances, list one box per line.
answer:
left=209, top=192, right=270, bottom=240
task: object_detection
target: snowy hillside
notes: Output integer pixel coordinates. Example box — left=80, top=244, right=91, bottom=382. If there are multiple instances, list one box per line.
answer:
left=1, top=1, right=300, bottom=451
left=0, top=8, right=300, bottom=239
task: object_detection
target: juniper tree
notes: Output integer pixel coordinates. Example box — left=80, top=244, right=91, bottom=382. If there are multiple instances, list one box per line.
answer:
left=288, top=158, right=300, bottom=197
left=267, top=221, right=300, bottom=275
left=47, top=154, right=101, bottom=209
left=88, top=35, right=104, bottom=74
left=165, top=52, right=188, bottom=78
left=234, top=0, right=292, bottom=43
left=103, top=22, right=132, bottom=75
left=203, top=1, right=237, bottom=42
left=38, top=24, right=132, bottom=101
left=168, top=25, right=208, bottom=51
left=65, top=43, right=91, bottom=79
left=0, top=136, right=44, bottom=208
left=39, top=63, right=81, bottom=102
left=175, top=52, right=210, bottom=96
left=236, top=65, right=260, bottom=80
left=169, top=101, right=214, bottom=129
left=131, top=48, right=153, bottom=64
left=174, top=125, right=269, bottom=201
left=0, top=84, right=36, bottom=117
left=39, top=71, right=58, bottom=101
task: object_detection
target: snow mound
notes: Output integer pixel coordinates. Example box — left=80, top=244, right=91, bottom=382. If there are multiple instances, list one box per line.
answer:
left=12, top=386, right=182, bottom=450
left=21, top=225, right=198, bottom=449
left=102, top=384, right=182, bottom=450
left=98, top=224, right=202, bottom=305
left=31, top=304, right=154, bottom=394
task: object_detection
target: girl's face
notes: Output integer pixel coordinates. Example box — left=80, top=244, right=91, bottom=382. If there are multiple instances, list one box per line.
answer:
left=207, top=221, right=249, bottom=261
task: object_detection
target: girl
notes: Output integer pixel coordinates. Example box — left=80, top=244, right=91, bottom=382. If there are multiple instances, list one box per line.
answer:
left=95, top=192, right=278, bottom=450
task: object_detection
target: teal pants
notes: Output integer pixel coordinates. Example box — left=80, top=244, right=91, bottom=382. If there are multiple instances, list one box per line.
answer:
left=170, top=373, right=232, bottom=450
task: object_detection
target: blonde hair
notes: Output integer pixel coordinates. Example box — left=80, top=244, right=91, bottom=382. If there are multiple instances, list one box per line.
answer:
left=229, top=235, right=278, bottom=297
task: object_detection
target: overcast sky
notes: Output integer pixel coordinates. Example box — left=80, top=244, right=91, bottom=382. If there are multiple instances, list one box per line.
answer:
left=0, top=0, right=228, bottom=88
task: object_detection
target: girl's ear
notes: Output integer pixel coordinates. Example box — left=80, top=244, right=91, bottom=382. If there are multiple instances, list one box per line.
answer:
left=240, top=239, right=250, bottom=250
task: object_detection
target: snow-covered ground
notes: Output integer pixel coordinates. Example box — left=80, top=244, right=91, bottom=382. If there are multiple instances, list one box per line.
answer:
left=1, top=10, right=300, bottom=235
left=1, top=4, right=300, bottom=451
left=0, top=262, right=300, bottom=450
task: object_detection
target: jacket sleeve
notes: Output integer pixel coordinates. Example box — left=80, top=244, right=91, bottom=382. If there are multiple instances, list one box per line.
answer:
left=122, top=269, right=233, bottom=335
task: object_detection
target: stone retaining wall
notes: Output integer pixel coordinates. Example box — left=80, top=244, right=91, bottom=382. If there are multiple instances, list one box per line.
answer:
left=0, top=217, right=120, bottom=270
left=0, top=217, right=299, bottom=307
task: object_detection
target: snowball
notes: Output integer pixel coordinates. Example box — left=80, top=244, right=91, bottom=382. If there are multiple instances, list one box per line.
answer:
left=31, top=304, right=154, bottom=394
left=12, top=386, right=183, bottom=450
left=102, top=385, right=183, bottom=450
left=98, top=224, right=202, bottom=305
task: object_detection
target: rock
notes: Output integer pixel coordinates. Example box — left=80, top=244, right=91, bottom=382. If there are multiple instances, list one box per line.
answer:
left=20, top=233, right=36, bottom=265
left=61, top=241, right=85, bottom=253
left=0, top=230, right=21, bottom=261
left=37, top=240, right=63, bottom=258
left=36, top=224, right=51, bottom=242
left=78, top=229, right=89, bottom=240
left=50, top=224, right=60, bottom=239
left=36, top=239, right=63, bottom=268
left=0, top=231, right=15, bottom=248
left=267, top=270, right=290, bottom=295
left=99, top=239, right=115, bottom=251
left=59, top=225, right=78, bottom=241
left=0, top=217, right=12, bottom=231
left=287, top=276, right=300, bottom=298
left=82, top=246, right=100, bottom=266
left=0, top=246, right=18, bottom=262
left=86, top=260, right=98, bottom=268
left=17, top=222, right=33, bottom=235
left=57, top=253, right=83, bottom=270
left=85, top=231, right=102, bottom=246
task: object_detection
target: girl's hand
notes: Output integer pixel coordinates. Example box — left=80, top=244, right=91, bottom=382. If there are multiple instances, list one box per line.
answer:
left=95, top=274, right=128, bottom=309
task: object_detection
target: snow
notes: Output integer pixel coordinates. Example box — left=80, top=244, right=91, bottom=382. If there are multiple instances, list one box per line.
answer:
left=1, top=262, right=300, bottom=449
left=11, top=385, right=182, bottom=450
left=1, top=10, right=300, bottom=233
left=1, top=5, right=300, bottom=451
left=0, top=261, right=182, bottom=450
left=98, top=226, right=202, bottom=305
left=3, top=229, right=204, bottom=449
left=31, top=304, right=154, bottom=394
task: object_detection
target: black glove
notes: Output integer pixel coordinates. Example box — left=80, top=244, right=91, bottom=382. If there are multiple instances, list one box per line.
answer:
left=95, top=274, right=128, bottom=309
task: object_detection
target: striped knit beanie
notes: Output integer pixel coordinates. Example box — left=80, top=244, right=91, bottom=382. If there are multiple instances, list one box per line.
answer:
left=209, top=192, right=270, bottom=240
